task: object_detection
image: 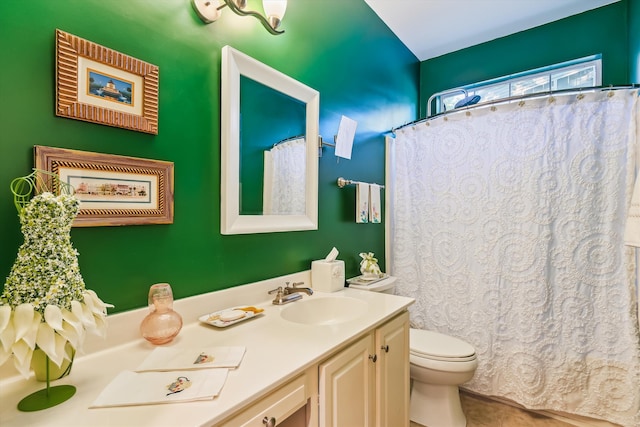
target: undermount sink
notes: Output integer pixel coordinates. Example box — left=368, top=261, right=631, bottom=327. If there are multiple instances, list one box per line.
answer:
left=280, top=296, right=368, bottom=325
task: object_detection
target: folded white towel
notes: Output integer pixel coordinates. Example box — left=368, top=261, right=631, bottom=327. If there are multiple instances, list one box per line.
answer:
left=356, top=183, right=369, bottom=223
left=136, top=346, right=246, bottom=372
left=369, top=184, right=381, bottom=223
left=625, top=173, right=640, bottom=247
left=90, top=369, right=228, bottom=408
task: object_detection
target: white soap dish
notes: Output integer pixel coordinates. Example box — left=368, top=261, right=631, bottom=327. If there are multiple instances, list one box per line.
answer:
left=199, top=306, right=264, bottom=328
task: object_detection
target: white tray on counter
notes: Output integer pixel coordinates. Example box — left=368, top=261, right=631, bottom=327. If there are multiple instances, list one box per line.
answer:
left=198, top=306, right=264, bottom=328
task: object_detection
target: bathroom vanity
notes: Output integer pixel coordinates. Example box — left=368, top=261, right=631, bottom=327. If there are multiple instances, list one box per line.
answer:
left=0, top=271, right=413, bottom=426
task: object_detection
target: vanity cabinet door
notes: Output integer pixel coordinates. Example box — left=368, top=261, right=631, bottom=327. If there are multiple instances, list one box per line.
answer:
left=375, top=311, right=410, bottom=427
left=318, top=334, right=375, bottom=427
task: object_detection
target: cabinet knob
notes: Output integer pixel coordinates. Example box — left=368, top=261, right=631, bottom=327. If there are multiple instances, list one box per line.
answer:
left=381, top=345, right=389, bottom=353
left=263, top=416, right=276, bottom=427
left=369, top=354, right=377, bottom=362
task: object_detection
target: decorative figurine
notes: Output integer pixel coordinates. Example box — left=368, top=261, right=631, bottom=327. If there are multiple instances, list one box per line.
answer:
left=359, top=252, right=382, bottom=278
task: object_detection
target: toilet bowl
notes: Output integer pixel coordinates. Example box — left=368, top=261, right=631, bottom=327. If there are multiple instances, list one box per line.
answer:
left=409, top=329, right=477, bottom=427
left=349, top=276, right=478, bottom=427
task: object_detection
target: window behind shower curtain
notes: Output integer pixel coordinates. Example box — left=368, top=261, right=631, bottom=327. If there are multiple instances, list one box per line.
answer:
left=435, top=55, right=602, bottom=113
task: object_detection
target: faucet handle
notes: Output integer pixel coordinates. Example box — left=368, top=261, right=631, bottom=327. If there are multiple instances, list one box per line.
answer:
left=291, top=281, right=305, bottom=287
left=268, top=286, right=283, bottom=295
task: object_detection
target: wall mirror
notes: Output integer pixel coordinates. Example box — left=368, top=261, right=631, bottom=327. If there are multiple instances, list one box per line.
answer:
left=221, top=45, right=319, bottom=234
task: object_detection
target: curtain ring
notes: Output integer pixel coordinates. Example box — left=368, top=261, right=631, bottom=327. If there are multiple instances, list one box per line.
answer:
left=518, top=100, right=525, bottom=107
left=576, top=94, right=585, bottom=100
left=548, top=96, right=555, bottom=103
left=465, top=111, right=471, bottom=117
left=491, top=106, right=497, bottom=112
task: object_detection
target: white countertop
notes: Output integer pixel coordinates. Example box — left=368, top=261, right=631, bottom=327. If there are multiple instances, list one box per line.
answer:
left=0, top=271, right=413, bottom=427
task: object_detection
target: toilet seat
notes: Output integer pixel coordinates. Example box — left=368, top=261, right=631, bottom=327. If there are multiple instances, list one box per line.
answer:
left=410, top=329, right=476, bottom=362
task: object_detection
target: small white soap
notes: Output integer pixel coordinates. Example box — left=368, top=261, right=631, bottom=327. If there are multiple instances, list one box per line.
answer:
left=220, top=310, right=246, bottom=322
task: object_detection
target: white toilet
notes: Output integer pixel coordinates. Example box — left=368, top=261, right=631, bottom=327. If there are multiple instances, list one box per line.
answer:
left=409, top=329, right=477, bottom=427
left=350, top=276, right=478, bottom=427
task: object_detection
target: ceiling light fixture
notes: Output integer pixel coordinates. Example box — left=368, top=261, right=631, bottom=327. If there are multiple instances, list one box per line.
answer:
left=191, top=0, right=287, bottom=35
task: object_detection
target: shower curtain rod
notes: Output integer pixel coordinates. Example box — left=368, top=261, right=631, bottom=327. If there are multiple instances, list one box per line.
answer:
left=391, top=84, right=639, bottom=135
left=271, top=134, right=305, bottom=148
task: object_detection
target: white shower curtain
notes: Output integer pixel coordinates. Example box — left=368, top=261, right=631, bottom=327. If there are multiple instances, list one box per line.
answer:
left=263, top=137, right=306, bottom=215
left=389, top=89, right=640, bottom=427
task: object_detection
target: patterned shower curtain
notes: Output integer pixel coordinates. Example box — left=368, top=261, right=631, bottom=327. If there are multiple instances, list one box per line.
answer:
left=389, top=89, right=640, bottom=426
left=263, top=137, right=306, bottom=215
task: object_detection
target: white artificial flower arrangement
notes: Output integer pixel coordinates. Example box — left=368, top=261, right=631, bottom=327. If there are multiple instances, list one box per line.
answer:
left=0, top=176, right=113, bottom=378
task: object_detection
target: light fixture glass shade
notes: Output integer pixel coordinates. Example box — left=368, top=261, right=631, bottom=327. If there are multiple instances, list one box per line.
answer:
left=263, top=0, right=287, bottom=22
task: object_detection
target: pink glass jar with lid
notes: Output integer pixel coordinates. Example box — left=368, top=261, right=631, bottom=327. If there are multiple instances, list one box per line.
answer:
left=140, top=283, right=183, bottom=345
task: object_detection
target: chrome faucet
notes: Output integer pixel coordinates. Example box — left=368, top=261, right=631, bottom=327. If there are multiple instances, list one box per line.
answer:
left=269, top=281, right=313, bottom=305
left=286, top=282, right=313, bottom=296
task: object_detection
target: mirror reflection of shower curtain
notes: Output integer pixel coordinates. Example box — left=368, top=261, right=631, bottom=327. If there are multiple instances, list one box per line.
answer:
left=263, top=138, right=306, bottom=215
left=389, top=89, right=640, bottom=427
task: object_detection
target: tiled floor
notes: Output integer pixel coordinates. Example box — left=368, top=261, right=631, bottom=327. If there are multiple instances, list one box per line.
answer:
left=410, top=391, right=574, bottom=427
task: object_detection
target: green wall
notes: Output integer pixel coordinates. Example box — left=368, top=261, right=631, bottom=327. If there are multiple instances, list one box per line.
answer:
left=419, top=0, right=633, bottom=118
left=0, top=0, right=419, bottom=313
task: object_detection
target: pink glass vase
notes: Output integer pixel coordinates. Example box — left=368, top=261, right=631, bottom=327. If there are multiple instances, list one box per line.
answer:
left=140, top=283, right=183, bottom=345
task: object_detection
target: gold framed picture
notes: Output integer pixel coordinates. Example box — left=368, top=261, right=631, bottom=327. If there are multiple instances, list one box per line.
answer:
left=34, top=146, right=173, bottom=227
left=55, top=29, right=159, bottom=134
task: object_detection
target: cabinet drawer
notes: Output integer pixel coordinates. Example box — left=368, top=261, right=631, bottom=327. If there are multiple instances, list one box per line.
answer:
left=219, top=374, right=308, bottom=427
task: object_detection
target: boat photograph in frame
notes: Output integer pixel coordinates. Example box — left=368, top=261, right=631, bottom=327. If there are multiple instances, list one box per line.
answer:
left=55, top=29, right=159, bottom=134
left=34, top=146, right=173, bottom=226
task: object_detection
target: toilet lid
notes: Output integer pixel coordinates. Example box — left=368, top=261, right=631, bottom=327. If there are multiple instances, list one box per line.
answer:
left=410, top=329, right=476, bottom=360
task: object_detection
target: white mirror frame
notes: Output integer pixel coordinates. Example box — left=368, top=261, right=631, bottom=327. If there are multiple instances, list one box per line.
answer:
left=221, top=46, right=319, bottom=234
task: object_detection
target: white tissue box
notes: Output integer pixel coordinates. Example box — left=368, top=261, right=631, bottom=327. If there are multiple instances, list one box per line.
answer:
left=311, top=260, right=345, bottom=293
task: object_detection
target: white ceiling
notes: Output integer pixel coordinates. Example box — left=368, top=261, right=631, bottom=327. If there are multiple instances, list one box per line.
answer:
left=364, top=0, right=620, bottom=61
